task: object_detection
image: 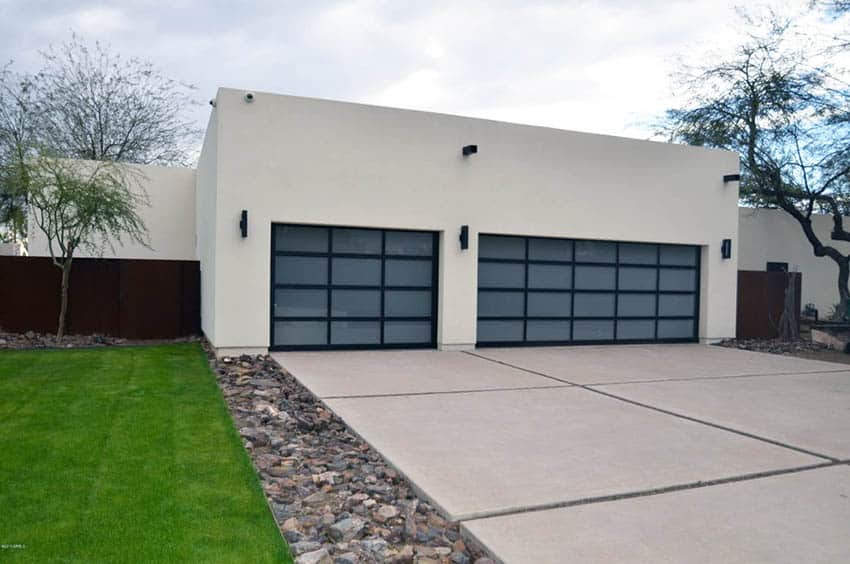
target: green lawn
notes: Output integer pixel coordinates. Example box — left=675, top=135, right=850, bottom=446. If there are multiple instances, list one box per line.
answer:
left=0, top=344, right=292, bottom=563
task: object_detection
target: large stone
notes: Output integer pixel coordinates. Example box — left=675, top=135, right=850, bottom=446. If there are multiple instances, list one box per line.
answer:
left=289, top=540, right=322, bottom=555
left=329, top=517, right=366, bottom=542
left=296, top=548, right=332, bottom=564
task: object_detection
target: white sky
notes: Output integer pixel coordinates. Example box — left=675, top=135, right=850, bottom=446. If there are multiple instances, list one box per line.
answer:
left=0, top=0, right=842, bottom=142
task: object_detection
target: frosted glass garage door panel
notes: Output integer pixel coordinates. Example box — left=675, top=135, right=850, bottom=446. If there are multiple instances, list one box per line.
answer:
left=332, top=228, right=382, bottom=254
left=617, top=294, right=656, bottom=317
left=575, top=241, right=616, bottom=263
left=528, top=264, right=572, bottom=289
left=573, top=293, right=615, bottom=317
left=619, top=243, right=657, bottom=264
left=573, top=320, right=614, bottom=340
left=385, top=260, right=433, bottom=287
left=574, top=266, right=615, bottom=290
left=659, top=294, right=696, bottom=317
left=617, top=320, right=655, bottom=340
left=331, top=321, right=381, bottom=345
left=332, top=258, right=382, bottom=286
left=384, top=291, right=431, bottom=317
left=478, top=291, right=525, bottom=318
left=331, top=290, right=380, bottom=317
left=659, top=269, right=697, bottom=291
left=477, top=321, right=524, bottom=342
left=385, top=231, right=433, bottom=256
left=479, top=235, right=525, bottom=259
left=275, top=225, right=328, bottom=252
left=658, top=319, right=696, bottom=339
left=660, top=245, right=698, bottom=266
left=478, top=262, right=525, bottom=288
left=274, top=289, right=327, bottom=317
left=526, top=292, right=571, bottom=317
left=526, top=321, right=571, bottom=341
left=384, top=321, right=432, bottom=344
left=275, top=256, right=328, bottom=285
left=619, top=267, right=656, bottom=291
left=274, top=321, right=327, bottom=346
left=528, top=238, right=572, bottom=261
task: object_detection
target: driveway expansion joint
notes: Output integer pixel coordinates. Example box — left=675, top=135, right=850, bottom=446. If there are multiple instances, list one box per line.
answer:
left=466, top=351, right=842, bottom=462
left=320, top=383, right=573, bottom=400
left=456, top=460, right=843, bottom=523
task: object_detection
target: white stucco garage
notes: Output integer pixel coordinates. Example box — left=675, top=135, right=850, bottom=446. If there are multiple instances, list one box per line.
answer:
left=26, top=87, right=849, bottom=353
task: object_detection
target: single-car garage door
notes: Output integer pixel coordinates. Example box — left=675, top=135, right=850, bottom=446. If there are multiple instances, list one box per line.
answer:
left=271, top=224, right=438, bottom=350
left=477, top=235, right=700, bottom=346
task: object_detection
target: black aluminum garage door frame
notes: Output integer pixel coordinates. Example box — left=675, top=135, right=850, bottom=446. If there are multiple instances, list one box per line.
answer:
left=476, top=234, right=701, bottom=347
left=269, top=223, right=439, bottom=351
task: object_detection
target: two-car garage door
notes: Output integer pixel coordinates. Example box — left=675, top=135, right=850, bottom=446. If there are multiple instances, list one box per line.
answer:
left=477, top=235, right=700, bottom=345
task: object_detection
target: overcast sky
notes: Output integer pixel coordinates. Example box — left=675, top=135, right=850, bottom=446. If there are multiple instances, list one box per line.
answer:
left=0, top=0, right=835, bottom=141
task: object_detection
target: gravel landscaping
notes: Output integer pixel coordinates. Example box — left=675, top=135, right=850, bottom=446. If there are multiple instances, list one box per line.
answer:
left=208, top=347, right=493, bottom=564
left=0, top=330, right=199, bottom=349
left=715, top=338, right=833, bottom=355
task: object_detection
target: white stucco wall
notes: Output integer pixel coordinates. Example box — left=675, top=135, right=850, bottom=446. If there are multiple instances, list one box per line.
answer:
left=202, top=88, right=740, bottom=353
left=738, top=208, right=850, bottom=317
left=27, top=162, right=197, bottom=261
left=196, top=110, right=219, bottom=344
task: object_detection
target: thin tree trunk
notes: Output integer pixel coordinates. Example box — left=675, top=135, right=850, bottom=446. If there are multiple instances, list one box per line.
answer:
left=57, top=259, right=72, bottom=342
left=838, top=259, right=850, bottom=320
left=778, top=274, right=800, bottom=341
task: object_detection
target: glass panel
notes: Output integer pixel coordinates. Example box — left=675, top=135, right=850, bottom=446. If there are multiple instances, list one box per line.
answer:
left=659, top=269, right=696, bottom=291
left=574, top=266, right=615, bottom=290
left=618, top=267, right=656, bottom=291
left=385, top=290, right=431, bottom=317
left=274, top=289, right=327, bottom=317
left=527, top=292, right=572, bottom=317
left=386, top=231, right=433, bottom=256
left=528, top=238, right=572, bottom=261
left=617, top=320, right=655, bottom=340
left=331, top=321, right=380, bottom=344
left=331, top=290, right=380, bottom=317
left=573, top=320, right=614, bottom=340
left=477, top=320, right=524, bottom=342
left=478, top=235, right=525, bottom=259
left=275, top=225, right=328, bottom=253
left=660, top=245, right=697, bottom=266
left=659, top=294, right=696, bottom=317
left=384, top=321, right=431, bottom=344
left=386, top=259, right=433, bottom=287
left=528, top=264, right=572, bottom=289
left=619, top=243, right=657, bottom=264
left=478, top=291, right=525, bottom=317
left=275, top=256, right=328, bottom=285
left=477, top=262, right=525, bottom=288
left=575, top=241, right=616, bottom=263
left=617, top=294, right=656, bottom=317
left=332, top=228, right=382, bottom=254
left=274, top=321, right=327, bottom=346
left=332, top=258, right=382, bottom=286
left=527, top=320, right=571, bottom=341
left=574, top=293, right=615, bottom=317
left=658, top=319, right=695, bottom=339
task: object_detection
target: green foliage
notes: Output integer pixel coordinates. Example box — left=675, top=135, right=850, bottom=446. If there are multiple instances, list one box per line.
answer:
left=0, top=344, right=292, bottom=563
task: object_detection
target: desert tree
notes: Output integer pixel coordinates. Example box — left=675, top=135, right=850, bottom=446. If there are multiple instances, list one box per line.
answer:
left=665, top=9, right=850, bottom=316
left=1, top=33, right=199, bottom=241
left=25, top=156, right=149, bottom=340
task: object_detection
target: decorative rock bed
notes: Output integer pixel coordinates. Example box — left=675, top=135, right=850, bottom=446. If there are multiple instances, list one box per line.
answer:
left=207, top=347, right=491, bottom=564
left=0, top=330, right=126, bottom=349
left=715, top=338, right=833, bottom=355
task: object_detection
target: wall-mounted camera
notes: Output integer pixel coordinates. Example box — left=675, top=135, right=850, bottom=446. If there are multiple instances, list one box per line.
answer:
left=244, top=92, right=255, bottom=103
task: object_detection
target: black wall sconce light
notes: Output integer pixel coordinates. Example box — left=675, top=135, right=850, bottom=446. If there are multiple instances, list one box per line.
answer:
left=462, top=144, right=478, bottom=157
left=721, top=238, right=732, bottom=259
left=459, top=225, right=469, bottom=250
left=723, top=174, right=741, bottom=183
left=239, top=210, right=248, bottom=238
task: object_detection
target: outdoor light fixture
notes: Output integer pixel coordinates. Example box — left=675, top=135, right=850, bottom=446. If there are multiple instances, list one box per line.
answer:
left=462, top=144, right=478, bottom=157
left=723, top=174, right=741, bottom=183
left=721, top=238, right=732, bottom=259
left=239, top=210, right=248, bottom=238
left=459, top=225, right=469, bottom=250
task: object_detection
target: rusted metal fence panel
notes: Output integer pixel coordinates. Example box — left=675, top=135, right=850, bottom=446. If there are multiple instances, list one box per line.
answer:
left=0, top=256, right=200, bottom=339
left=736, top=270, right=801, bottom=339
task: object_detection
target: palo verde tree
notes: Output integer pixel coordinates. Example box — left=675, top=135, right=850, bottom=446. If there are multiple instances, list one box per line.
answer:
left=24, top=157, right=149, bottom=340
left=665, top=8, right=850, bottom=316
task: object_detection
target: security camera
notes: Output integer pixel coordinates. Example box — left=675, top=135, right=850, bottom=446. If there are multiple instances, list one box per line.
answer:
left=209, top=99, right=216, bottom=107
left=244, top=92, right=255, bottom=102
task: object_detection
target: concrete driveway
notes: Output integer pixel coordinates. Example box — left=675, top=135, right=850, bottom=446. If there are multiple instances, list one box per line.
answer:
left=273, top=345, right=850, bottom=563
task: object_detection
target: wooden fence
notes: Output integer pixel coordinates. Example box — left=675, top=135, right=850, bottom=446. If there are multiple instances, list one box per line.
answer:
left=736, top=270, right=801, bottom=339
left=0, top=256, right=200, bottom=339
